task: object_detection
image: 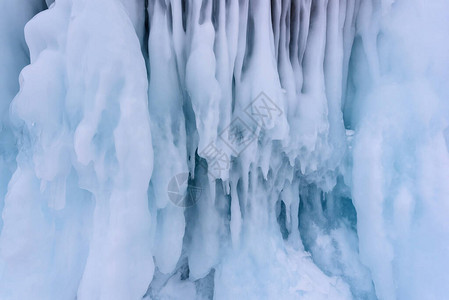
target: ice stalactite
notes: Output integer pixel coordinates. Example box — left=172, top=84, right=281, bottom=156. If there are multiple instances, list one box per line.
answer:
left=147, top=0, right=187, bottom=275
left=145, top=0, right=374, bottom=298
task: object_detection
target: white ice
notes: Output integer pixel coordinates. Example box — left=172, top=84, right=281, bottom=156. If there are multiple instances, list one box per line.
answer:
left=0, top=0, right=448, bottom=299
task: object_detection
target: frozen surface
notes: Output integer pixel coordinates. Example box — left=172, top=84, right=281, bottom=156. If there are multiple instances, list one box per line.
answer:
left=0, top=0, right=448, bottom=299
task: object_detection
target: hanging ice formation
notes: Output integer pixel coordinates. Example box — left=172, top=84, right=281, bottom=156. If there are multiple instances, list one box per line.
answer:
left=0, top=0, right=449, bottom=299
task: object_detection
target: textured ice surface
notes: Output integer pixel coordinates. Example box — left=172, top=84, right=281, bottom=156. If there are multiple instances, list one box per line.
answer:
left=0, top=0, right=448, bottom=299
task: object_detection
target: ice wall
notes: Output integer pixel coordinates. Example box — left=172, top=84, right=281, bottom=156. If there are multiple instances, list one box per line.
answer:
left=349, top=0, right=449, bottom=299
left=0, top=0, right=448, bottom=299
left=0, top=0, right=47, bottom=230
left=0, top=0, right=153, bottom=299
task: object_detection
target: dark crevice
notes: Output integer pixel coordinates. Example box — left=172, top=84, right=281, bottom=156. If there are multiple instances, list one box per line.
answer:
left=143, top=0, right=150, bottom=63
left=276, top=199, right=289, bottom=240
left=241, top=4, right=254, bottom=78
left=181, top=0, right=188, bottom=32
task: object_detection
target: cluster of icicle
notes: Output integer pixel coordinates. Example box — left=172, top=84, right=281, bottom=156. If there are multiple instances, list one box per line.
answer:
left=1, top=0, right=449, bottom=299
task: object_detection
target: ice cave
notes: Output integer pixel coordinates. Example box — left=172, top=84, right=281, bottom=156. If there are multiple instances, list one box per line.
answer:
left=0, top=0, right=448, bottom=299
